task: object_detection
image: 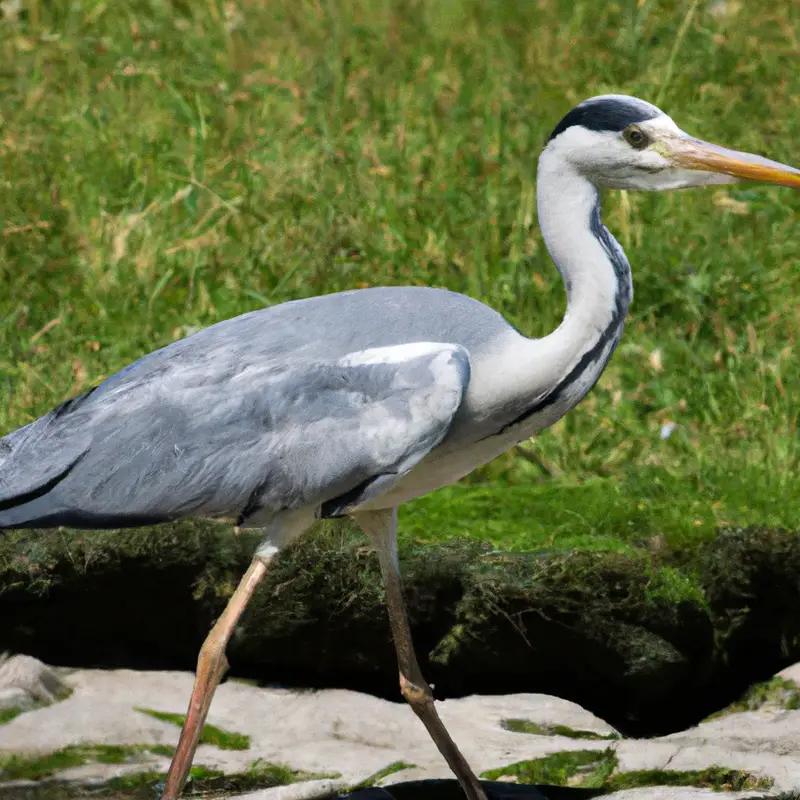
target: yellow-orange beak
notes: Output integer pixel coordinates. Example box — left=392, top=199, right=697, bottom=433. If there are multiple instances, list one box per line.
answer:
left=666, top=136, right=800, bottom=189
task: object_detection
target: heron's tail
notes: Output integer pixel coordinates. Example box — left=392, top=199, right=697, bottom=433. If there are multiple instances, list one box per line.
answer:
left=0, top=452, right=86, bottom=529
left=0, top=391, right=95, bottom=530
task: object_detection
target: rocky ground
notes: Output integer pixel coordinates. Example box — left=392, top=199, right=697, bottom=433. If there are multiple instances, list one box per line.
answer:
left=2, top=654, right=800, bottom=799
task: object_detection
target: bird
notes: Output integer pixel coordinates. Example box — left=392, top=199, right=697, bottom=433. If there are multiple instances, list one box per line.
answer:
left=1, top=94, right=798, bottom=800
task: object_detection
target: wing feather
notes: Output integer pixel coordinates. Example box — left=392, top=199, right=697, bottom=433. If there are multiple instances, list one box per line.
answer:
left=0, top=342, right=470, bottom=529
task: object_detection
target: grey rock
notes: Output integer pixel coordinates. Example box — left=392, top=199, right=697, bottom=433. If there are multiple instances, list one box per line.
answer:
left=0, top=687, right=33, bottom=712
left=1, top=654, right=798, bottom=798
left=0, top=654, right=68, bottom=704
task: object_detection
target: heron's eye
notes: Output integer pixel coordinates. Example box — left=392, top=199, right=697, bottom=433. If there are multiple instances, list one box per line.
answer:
left=624, top=127, right=649, bottom=149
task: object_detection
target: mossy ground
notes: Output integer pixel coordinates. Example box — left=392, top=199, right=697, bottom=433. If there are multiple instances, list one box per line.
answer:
left=0, top=749, right=330, bottom=798
left=501, top=720, right=618, bottom=741
left=482, top=749, right=773, bottom=792
left=705, top=677, right=800, bottom=721
left=134, top=707, right=250, bottom=750
left=0, top=709, right=23, bottom=726
left=0, top=744, right=171, bottom=781
left=349, top=761, right=417, bottom=791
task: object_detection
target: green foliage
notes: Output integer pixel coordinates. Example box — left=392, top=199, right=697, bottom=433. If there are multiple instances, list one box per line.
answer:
left=501, top=718, right=618, bottom=740
left=134, top=707, right=250, bottom=750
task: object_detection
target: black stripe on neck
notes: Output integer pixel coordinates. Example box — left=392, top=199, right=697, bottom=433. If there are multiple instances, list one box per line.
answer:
left=491, top=198, right=632, bottom=437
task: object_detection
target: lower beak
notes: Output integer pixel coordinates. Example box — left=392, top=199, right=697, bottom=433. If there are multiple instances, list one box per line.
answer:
left=666, top=136, right=800, bottom=189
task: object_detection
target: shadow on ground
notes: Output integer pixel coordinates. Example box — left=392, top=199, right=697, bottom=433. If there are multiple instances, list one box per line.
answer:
left=345, top=781, right=603, bottom=800
left=3, top=520, right=800, bottom=737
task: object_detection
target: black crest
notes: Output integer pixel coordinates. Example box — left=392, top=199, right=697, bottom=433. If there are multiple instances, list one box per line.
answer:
left=548, top=96, right=660, bottom=142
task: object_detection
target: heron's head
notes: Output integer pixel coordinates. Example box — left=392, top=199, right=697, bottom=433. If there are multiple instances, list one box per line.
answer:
left=544, top=94, right=800, bottom=191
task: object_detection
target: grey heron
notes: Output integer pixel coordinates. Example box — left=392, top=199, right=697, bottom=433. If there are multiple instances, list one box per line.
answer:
left=1, top=95, right=798, bottom=800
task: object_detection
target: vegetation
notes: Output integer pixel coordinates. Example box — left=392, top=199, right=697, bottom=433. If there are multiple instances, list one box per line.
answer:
left=705, top=676, right=800, bottom=720
left=501, top=719, right=618, bottom=740
left=134, top=707, right=250, bottom=750
left=348, top=761, right=416, bottom=790
left=482, top=749, right=617, bottom=788
left=0, top=746, right=329, bottom=797
left=482, top=749, right=773, bottom=792
left=0, top=743, right=172, bottom=781
left=0, top=708, right=23, bottom=726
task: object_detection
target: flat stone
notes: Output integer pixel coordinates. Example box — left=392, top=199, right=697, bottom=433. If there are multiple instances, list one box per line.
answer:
left=2, top=657, right=800, bottom=797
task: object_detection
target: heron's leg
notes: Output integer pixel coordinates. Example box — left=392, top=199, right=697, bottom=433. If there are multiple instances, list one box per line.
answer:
left=354, top=509, right=488, bottom=800
left=161, top=556, right=271, bottom=800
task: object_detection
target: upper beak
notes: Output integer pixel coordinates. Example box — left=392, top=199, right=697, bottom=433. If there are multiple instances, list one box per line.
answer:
left=665, top=136, right=800, bottom=189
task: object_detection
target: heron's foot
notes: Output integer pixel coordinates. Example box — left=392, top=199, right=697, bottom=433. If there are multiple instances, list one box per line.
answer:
left=398, top=672, right=488, bottom=800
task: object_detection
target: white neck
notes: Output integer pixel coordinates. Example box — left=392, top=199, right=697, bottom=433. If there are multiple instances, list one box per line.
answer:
left=536, top=148, right=632, bottom=361
left=470, top=148, right=633, bottom=433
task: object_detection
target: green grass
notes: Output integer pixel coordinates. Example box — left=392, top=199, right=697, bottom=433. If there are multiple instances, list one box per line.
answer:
left=0, top=708, right=23, bottom=726
left=0, top=2, right=797, bottom=546
left=501, top=718, right=619, bottom=740
left=0, top=744, right=172, bottom=781
left=482, top=750, right=772, bottom=792
left=134, top=707, right=249, bottom=750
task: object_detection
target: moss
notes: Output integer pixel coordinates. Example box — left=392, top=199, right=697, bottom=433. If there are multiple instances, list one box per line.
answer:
left=481, top=749, right=616, bottom=788
left=0, top=708, right=23, bottom=726
left=0, top=744, right=150, bottom=780
left=483, top=749, right=772, bottom=793
left=246, top=758, right=335, bottom=785
left=146, top=744, right=175, bottom=758
left=501, top=719, right=619, bottom=740
left=106, top=771, right=164, bottom=791
left=0, top=755, right=333, bottom=798
left=178, top=759, right=336, bottom=795
left=705, top=677, right=800, bottom=720
left=349, top=761, right=416, bottom=790
left=608, top=766, right=773, bottom=792
left=134, top=707, right=250, bottom=750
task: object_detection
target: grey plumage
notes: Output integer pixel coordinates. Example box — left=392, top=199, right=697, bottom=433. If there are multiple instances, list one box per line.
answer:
left=0, top=287, right=502, bottom=529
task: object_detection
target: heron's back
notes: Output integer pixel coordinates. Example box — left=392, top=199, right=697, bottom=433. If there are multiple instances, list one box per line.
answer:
left=93, top=286, right=516, bottom=399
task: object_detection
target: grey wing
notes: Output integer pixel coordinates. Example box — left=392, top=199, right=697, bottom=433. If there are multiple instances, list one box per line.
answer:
left=0, top=342, right=470, bottom=529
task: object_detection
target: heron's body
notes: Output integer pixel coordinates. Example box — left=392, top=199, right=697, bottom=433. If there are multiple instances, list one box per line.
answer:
left=2, top=94, right=797, bottom=800
left=0, top=240, right=630, bottom=534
